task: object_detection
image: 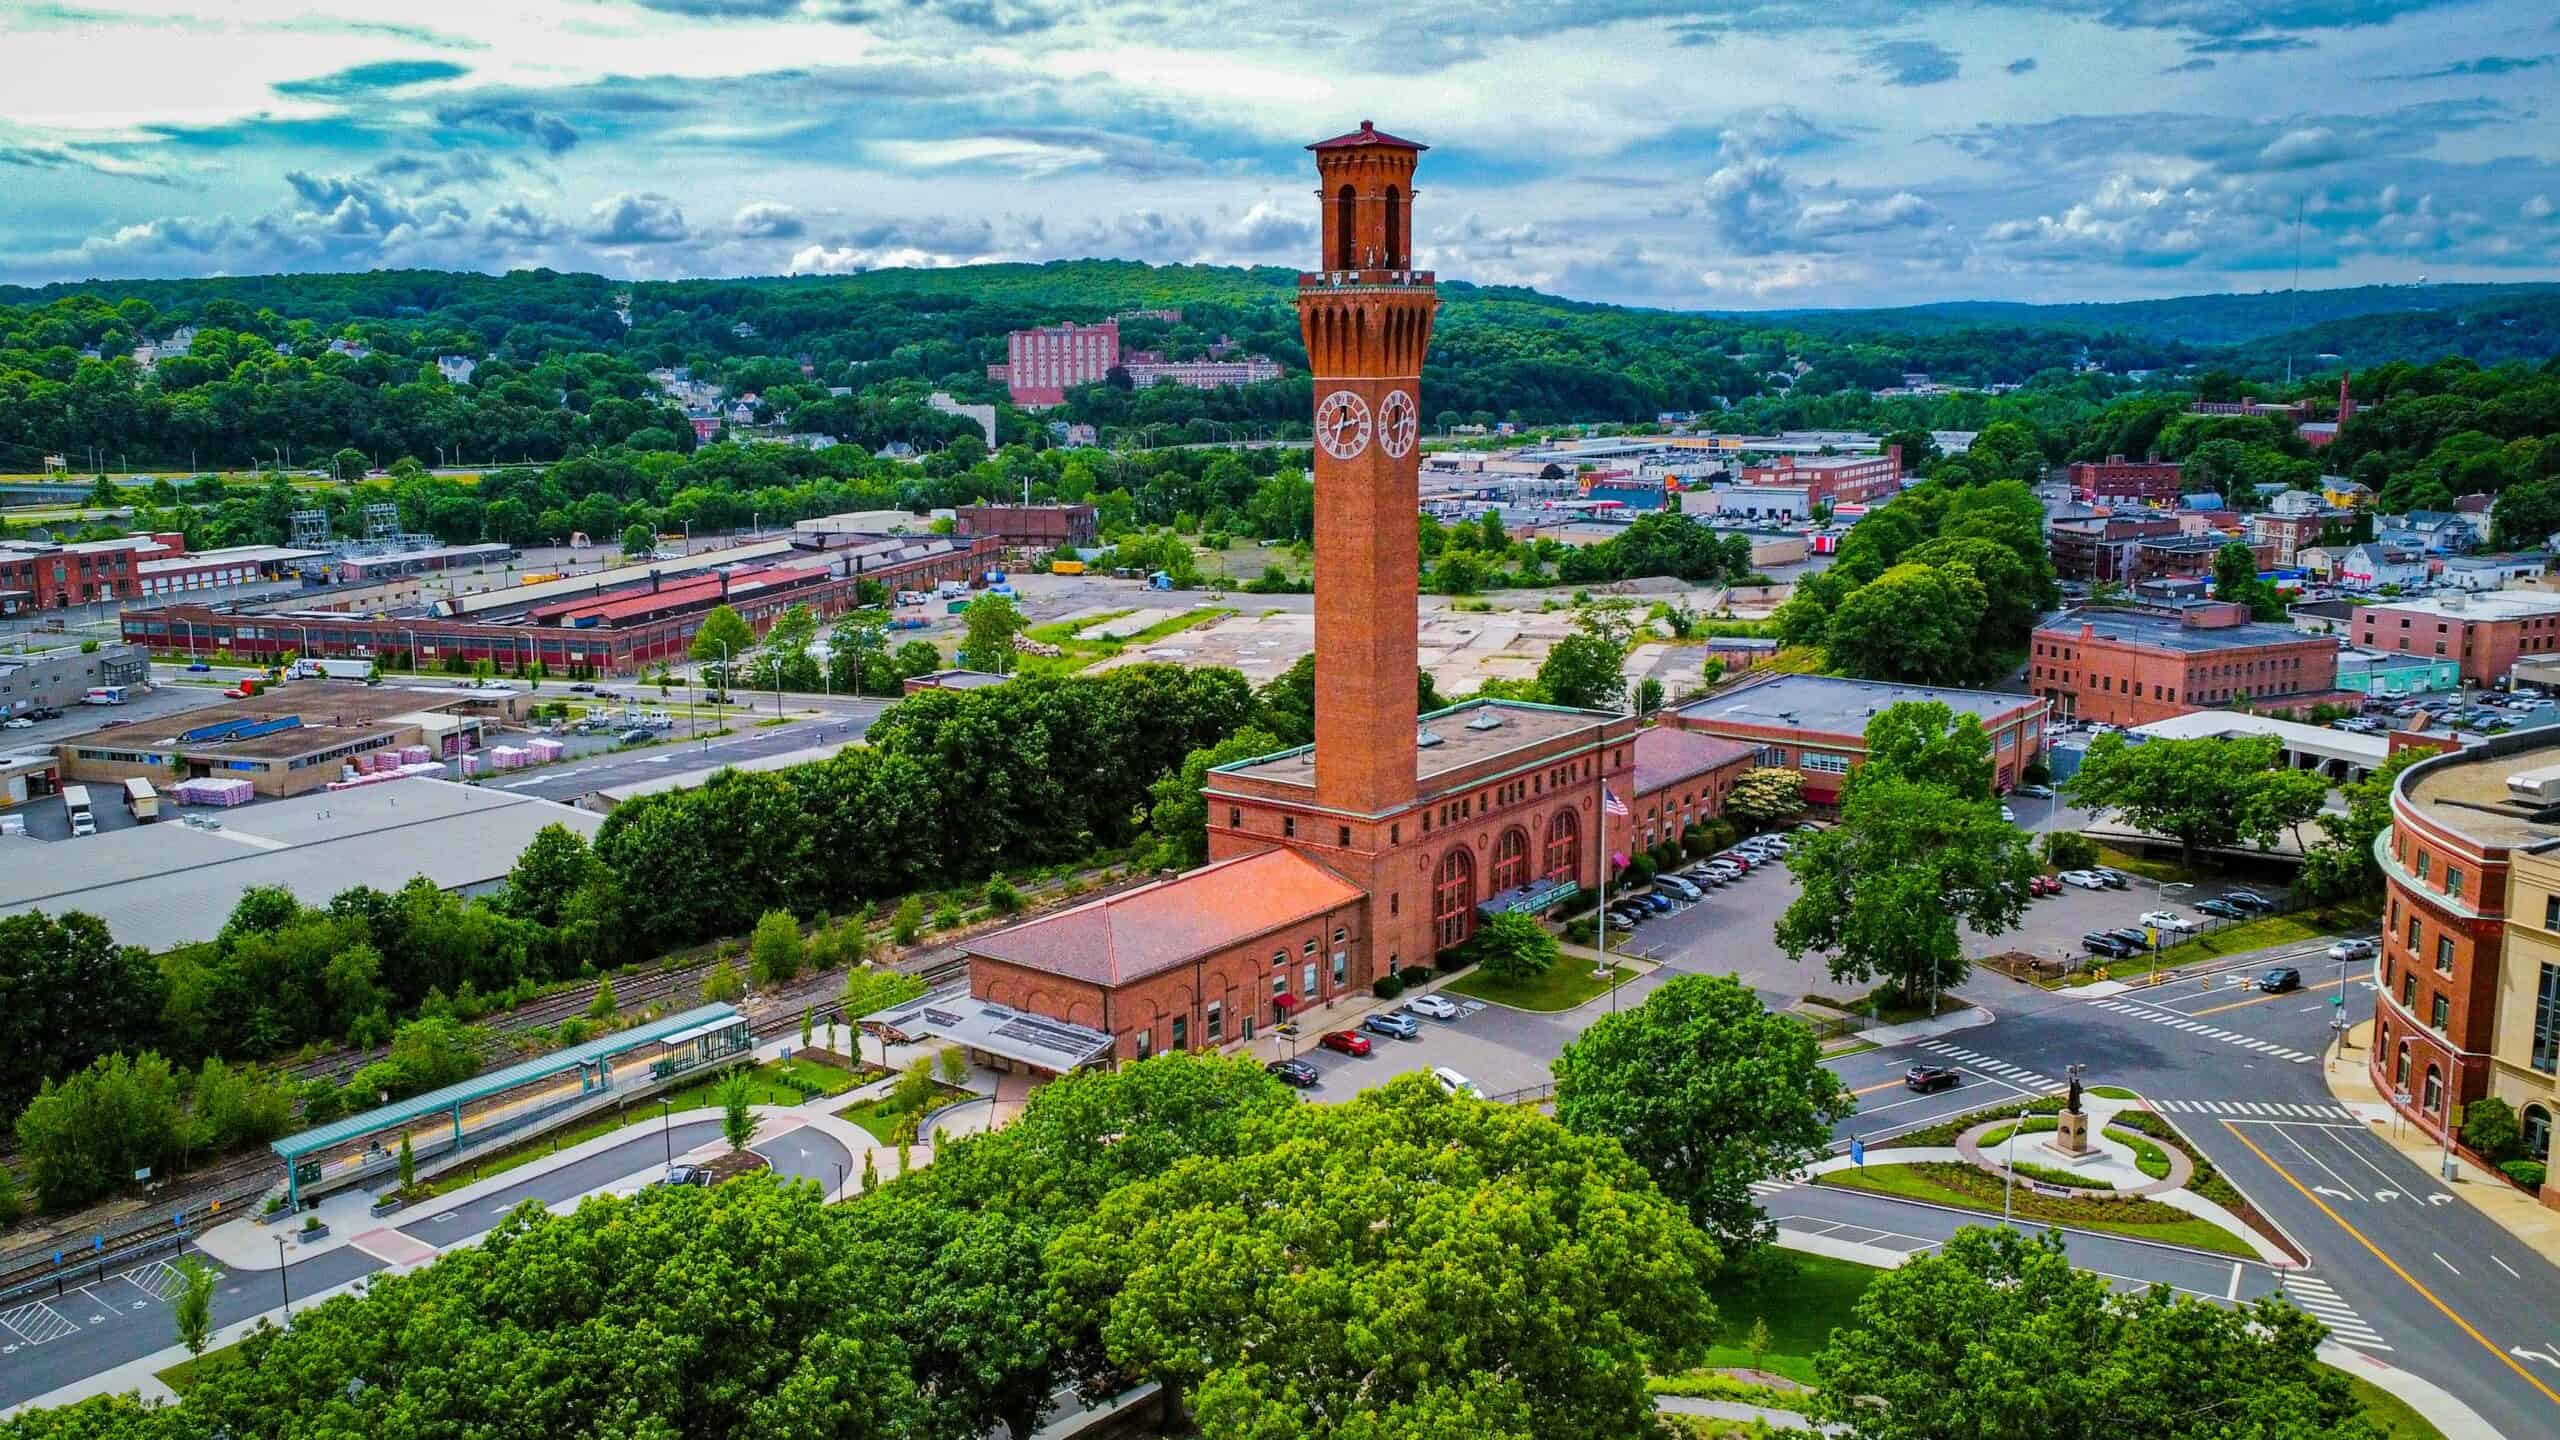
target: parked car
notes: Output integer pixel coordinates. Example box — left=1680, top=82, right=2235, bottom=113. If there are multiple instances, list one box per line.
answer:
left=1679, top=866, right=1723, bottom=887
left=2137, top=910, right=2196, bottom=933
left=1714, top=851, right=1755, bottom=871
left=1657, top=876, right=1703, bottom=902
left=2082, top=932, right=2140, bottom=958
left=2195, top=897, right=2248, bottom=919
left=618, top=727, right=655, bottom=744
left=1318, top=1029, right=1372, bottom=1056
left=2327, top=938, right=2379, bottom=962
left=1265, top=1058, right=1321, bottom=1088
left=1431, top=1067, right=1486, bottom=1099
left=2029, top=874, right=2062, bottom=896
left=2222, top=888, right=2274, bottom=912
left=1406, top=993, right=1461, bottom=1020
left=2092, top=868, right=2132, bottom=890
left=2106, top=926, right=2154, bottom=949
left=0, top=718, right=30, bottom=730
left=1642, top=892, right=1677, bottom=915
left=1362, top=1011, right=1421, bottom=1041
left=656, top=1164, right=712, bottom=1188
left=2259, top=967, right=2303, bottom=994
left=2058, top=869, right=2109, bottom=890
left=1904, top=1064, right=1961, bottom=1093
left=1999, top=805, right=2017, bottom=823
left=2014, top=784, right=2055, bottom=799
left=1704, top=859, right=1745, bottom=879
left=1605, top=907, right=1644, bottom=929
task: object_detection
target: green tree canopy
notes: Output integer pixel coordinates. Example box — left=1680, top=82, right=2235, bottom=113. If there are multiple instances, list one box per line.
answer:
left=2066, top=732, right=2329, bottom=868
left=1778, top=771, right=2036, bottom=1004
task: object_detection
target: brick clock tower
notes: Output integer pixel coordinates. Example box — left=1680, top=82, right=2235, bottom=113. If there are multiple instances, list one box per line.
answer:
left=1301, top=120, right=1438, bottom=817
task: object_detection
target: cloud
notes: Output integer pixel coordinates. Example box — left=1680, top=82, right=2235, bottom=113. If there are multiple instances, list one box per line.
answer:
left=2526, top=194, right=2556, bottom=220
left=0, top=138, right=174, bottom=186
left=1857, top=38, right=1961, bottom=86
left=585, top=192, right=689, bottom=244
left=1700, top=130, right=1937, bottom=256
left=273, top=60, right=470, bottom=98
left=485, top=201, right=567, bottom=245
left=633, top=0, right=806, bottom=15
left=2389, top=53, right=2556, bottom=79
left=2161, top=58, right=2218, bottom=72
left=2187, top=34, right=2312, bottom=55
left=2256, top=126, right=2353, bottom=170
left=2005, top=57, right=2037, bottom=74
left=733, top=202, right=806, bottom=238
left=368, top=150, right=502, bottom=191
left=435, top=102, right=580, bottom=155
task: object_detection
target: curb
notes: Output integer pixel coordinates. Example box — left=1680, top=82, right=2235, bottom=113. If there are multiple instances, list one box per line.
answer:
left=1803, top=1174, right=2282, bottom=1270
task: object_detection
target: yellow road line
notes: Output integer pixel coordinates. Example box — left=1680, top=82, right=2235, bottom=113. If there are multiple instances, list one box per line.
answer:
left=2189, top=976, right=2345, bottom=1018
left=1851, top=1078, right=1907, bottom=1096
left=2220, top=1120, right=2560, bottom=1410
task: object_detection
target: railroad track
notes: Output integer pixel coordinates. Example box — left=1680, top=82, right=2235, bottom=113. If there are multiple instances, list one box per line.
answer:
left=0, top=1157, right=276, bottom=1300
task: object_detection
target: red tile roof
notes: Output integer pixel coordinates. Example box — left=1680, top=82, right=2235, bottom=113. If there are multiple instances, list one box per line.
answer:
left=963, top=848, right=1363, bottom=987
left=1309, top=120, right=1427, bottom=151
left=1631, top=726, right=1757, bottom=797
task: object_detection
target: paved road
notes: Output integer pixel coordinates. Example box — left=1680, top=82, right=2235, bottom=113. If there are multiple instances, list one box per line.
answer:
left=486, top=706, right=885, bottom=804
left=0, top=1117, right=849, bottom=1410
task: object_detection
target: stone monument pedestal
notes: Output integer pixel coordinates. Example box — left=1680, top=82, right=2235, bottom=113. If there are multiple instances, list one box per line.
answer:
left=2043, top=1110, right=2102, bottom=1165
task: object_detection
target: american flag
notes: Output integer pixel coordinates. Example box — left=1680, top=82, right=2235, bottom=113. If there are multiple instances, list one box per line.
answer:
left=1602, top=785, right=1628, bottom=818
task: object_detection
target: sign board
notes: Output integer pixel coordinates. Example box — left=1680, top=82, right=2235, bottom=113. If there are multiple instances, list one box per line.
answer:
left=131, top=1167, right=150, bottom=1183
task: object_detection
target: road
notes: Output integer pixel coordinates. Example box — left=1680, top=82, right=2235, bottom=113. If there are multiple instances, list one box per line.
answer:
left=482, top=705, right=885, bottom=803
left=0, top=1117, right=850, bottom=1411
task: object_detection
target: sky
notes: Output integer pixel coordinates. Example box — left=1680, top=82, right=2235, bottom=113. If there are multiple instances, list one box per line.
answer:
left=1, top=0, right=2555, bottom=310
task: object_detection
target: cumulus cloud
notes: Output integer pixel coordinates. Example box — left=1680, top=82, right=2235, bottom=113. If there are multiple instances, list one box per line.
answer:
left=635, top=0, right=806, bottom=15
left=436, top=102, right=580, bottom=155
left=485, top=201, right=567, bottom=244
left=2256, top=126, right=2353, bottom=170
left=1226, top=199, right=1314, bottom=252
left=1857, top=38, right=1960, bottom=86
left=1700, top=129, right=1936, bottom=256
left=585, top=192, right=689, bottom=244
left=733, top=202, right=806, bottom=238
left=2526, top=194, right=2556, bottom=220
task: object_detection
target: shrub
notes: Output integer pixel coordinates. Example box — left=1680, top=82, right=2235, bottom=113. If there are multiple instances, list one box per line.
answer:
left=1565, top=918, right=1596, bottom=947
left=1625, top=853, right=1657, bottom=885
left=2499, top=1159, right=2546, bottom=1191
left=2461, top=1094, right=2523, bottom=1163
left=1472, top=911, right=1560, bottom=983
left=983, top=878, right=1025, bottom=914
left=1435, top=947, right=1474, bottom=974
left=750, top=909, right=804, bottom=985
left=1398, top=965, right=1432, bottom=986
left=1372, top=975, right=1407, bottom=1001
left=2041, top=830, right=2099, bottom=871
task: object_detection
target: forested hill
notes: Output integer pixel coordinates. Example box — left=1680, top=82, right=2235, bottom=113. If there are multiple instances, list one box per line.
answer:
left=1755, top=283, right=2560, bottom=357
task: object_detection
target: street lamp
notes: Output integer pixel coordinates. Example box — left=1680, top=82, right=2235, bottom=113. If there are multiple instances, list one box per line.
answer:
left=276, top=1236, right=290, bottom=1322
left=661, top=1097, right=673, bottom=1168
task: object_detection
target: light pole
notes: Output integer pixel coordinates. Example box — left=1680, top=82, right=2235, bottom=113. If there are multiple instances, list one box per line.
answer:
left=275, top=1236, right=290, bottom=1322
left=661, top=1097, right=673, bottom=1167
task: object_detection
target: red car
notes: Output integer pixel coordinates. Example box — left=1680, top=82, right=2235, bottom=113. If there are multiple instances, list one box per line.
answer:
left=2030, top=875, right=2061, bottom=897
left=1319, top=1029, right=1372, bottom=1057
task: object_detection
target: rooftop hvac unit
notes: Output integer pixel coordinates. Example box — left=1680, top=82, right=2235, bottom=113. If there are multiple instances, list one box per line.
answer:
left=1465, top=711, right=1504, bottom=731
left=1417, top=727, right=1446, bottom=749
left=2505, top=762, right=2560, bottom=804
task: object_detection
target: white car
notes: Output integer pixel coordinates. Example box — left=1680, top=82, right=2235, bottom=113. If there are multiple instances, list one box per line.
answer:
left=2327, top=938, right=2379, bottom=962
left=2137, top=910, right=2196, bottom=933
left=1405, top=993, right=1461, bottom=1021
left=2058, top=869, right=2109, bottom=891
left=1430, top=1066, right=1485, bottom=1099
left=0, top=718, right=31, bottom=730
left=1999, top=805, right=2017, bottom=823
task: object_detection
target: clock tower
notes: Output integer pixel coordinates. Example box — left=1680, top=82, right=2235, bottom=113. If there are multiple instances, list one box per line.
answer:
left=1301, top=120, right=1438, bottom=817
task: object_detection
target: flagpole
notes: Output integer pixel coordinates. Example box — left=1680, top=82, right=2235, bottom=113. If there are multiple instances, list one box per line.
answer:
left=1595, top=782, right=1611, bottom=983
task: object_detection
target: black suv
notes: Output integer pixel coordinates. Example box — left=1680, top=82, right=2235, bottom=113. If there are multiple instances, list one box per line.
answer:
left=1266, top=1058, right=1320, bottom=1088
left=1905, top=1064, right=1961, bottom=1093
left=2082, top=931, right=2139, bottom=958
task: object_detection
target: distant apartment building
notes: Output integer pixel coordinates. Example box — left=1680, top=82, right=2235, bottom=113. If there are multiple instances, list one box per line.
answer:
left=2350, top=590, right=2560, bottom=686
left=2031, top=603, right=2345, bottom=726
left=2069, top=454, right=2183, bottom=505
left=2249, top=510, right=2326, bottom=567
left=1734, top=447, right=1903, bottom=509
left=1123, top=356, right=1283, bottom=389
left=991, top=321, right=1121, bottom=406
left=2134, top=533, right=2277, bottom=583
left=2049, top=513, right=2181, bottom=583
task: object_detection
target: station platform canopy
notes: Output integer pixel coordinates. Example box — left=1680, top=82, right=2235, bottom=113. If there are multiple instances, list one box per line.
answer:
left=272, top=1003, right=747, bottom=1166
left=862, top=986, right=1115, bottom=1075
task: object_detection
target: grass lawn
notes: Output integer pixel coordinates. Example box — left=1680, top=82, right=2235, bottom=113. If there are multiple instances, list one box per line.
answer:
left=1815, top=1161, right=2258, bottom=1258
left=1021, top=607, right=1236, bottom=675
left=2092, top=843, right=2197, bottom=884
left=1445, top=962, right=1635, bottom=1012
left=1689, top=1252, right=1879, bottom=1385
left=839, top=1080, right=975, bottom=1143
left=2104, top=1126, right=2175, bottom=1180
left=2344, top=1372, right=2448, bottom=1439
left=157, top=1340, right=251, bottom=1394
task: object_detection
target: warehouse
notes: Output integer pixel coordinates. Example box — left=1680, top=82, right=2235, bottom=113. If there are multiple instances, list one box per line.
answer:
left=52, top=680, right=517, bottom=798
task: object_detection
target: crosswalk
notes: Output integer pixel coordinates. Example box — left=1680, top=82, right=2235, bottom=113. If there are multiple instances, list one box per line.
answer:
left=2151, top=1099, right=2360, bottom=1122
left=1914, top=1040, right=2066, bottom=1092
left=2282, top=1274, right=2391, bottom=1352
left=1748, top=1177, right=1798, bottom=1198
left=2083, top=999, right=2321, bottom=1064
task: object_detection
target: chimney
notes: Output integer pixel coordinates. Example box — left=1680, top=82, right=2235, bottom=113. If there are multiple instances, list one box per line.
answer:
left=2081, top=622, right=2094, bottom=641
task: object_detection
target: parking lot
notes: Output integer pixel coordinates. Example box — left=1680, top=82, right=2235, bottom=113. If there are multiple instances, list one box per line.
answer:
left=0, top=1255, right=229, bottom=1359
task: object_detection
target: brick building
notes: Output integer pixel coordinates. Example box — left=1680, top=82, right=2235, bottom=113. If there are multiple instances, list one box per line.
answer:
left=0, top=535, right=159, bottom=611
left=992, top=320, right=1119, bottom=406
left=1624, top=727, right=1757, bottom=850
left=1667, top=674, right=2047, bottom=806
left=1736, top=448, right=1903, bottom=509
left=955, top=503, right=1099, bottom=549
left=2069, top=455, right=2183, bottom=506
left=2349, top=590, right=2560, bottom=687
left=2029, top=603, right=2346, bottom=726
left=2048, top=513, right=2181, bottom=583
left=2249, top=510, right=2326, bottom=568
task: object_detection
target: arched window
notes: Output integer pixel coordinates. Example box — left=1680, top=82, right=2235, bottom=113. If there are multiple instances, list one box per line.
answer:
left=2394, top=1041, right=2410, bottom=1088
left=1543, top=809, right=1581, bottom=880
left=1334, top=183, right=1356, bottom=269
left=2524, top=1104, right=2551, bottom=1162
left=1434, top=847, right=1477, bottom=950
left=1383, top=185, right=1404, bottom=268
left=2422, top=1064, right=2444, bottom=1116
left=1490, top=827, right=1531, bottom=894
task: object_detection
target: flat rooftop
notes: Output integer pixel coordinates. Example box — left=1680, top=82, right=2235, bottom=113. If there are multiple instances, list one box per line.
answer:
left=1211, top=698, right=1613, bottom=791
left=2362, top=591, right=2560, bottom=623
left=139, top=544, right=324, bottom=573
left=2401, top=743, right=2560, bottom=851
left=0, top=778, right=602, bottom=951
left=1675, top=674, right=2037, bottom=740
left=2131, top=710, right=2388, bottom=764
left=59, top=681, right=488, bottom=754
left=2041, top=606, right=2320, bottom=655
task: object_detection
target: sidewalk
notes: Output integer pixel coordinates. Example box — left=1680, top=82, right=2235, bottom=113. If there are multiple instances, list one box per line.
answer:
left=2323, top=1019, right=2560, bottom=1265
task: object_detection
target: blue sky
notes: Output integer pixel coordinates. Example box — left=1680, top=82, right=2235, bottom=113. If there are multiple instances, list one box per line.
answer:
left=1, top=0, right=2555, bottom=308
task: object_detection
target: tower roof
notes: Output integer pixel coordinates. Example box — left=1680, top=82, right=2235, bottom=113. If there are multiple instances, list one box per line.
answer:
left=1308, top=119, right=1427, bottom=152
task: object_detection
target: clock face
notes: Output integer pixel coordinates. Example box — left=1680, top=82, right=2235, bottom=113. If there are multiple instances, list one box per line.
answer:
left=1378, top=389, right=1419, bottom=458
left=1315, top=389, right=1373, bottom=460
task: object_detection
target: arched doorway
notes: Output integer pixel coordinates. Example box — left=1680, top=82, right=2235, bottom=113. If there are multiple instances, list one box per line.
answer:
left=1434, top=847, right=1476, bottom=950
left=2422, top=1064, right=2444, bottom=1117
left=2524, top=1103, right=2551, bottom=1163
left=1334, top=184, right=1356, bottom=267
left=1490, top=826, right=1531, bottom=894
left=1383, top=185, right=1404, bottom=268
left=1543, top=809, right=1581, bottom=881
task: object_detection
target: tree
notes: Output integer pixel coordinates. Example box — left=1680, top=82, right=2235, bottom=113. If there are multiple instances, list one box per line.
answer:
left=397, top=1132, right=416, bottom=1191
left=959, top=593, right=1028, bottom=673
left=939, top=1046, right=968, bottom=1086
left=1554, top=974, right=1852, bottom=1253
left=620, top=521, right=654, bottom=557
left=2300, top=749, right=2429, bottom=902
left=801, top=1006, right=814, bottom=1050
left=1254, top=654, right=1444, bottom=746
left=1823, top=561, right=1988, bottom=685
left=1777, top=772, right=2037, bottom=1006
left=1143, top=726, right=1281, bottom=868
left=12, top=1052, right=187, bottom=1210
left=2460, top=1095, right=2524, bottom=1163
left=701, top=955, right=745, bottom=1003
left=1536, top=632, right=1626, bottom=711
left=0, top=910, right=165, bottom=1113
left=1858, top=701, right=1995, bottom=802
left=718, top=1069, right=756, bottom=1152
left=2066, top=732, right=2329, bottom=869
left=1043, top=1073, right=1719, bottom=1440
left=587, top=975, right=617, bottom=1021
left=688, top=602, right=755, bottom=679
left=749, top=908, right=804, bottom=985
left=1811, top=1226, right=2366, bottom=1440
left=2042, top=829, right=2100, bottom=871
left=1635, top=675, right=1665, bottom=715
left=1472, top=911, right=1559, bottom=982
left=1723, top=768, right=1805, bottom=828
left=172, top=1255, right=217, bottom=1358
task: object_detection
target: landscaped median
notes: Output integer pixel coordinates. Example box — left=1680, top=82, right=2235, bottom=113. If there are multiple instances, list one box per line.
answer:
left=1813, top=1092, right=2301, bottom=1263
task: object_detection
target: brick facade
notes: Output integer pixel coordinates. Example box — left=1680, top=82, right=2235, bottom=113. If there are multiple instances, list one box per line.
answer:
left=2068, top=455, right=2182, bottom=505
left=2029, top=607, right=2344, bottom=727
left=2350, top=594, right=2560, bottom=687
left=2371, top=753, right=2514, bottom=1147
